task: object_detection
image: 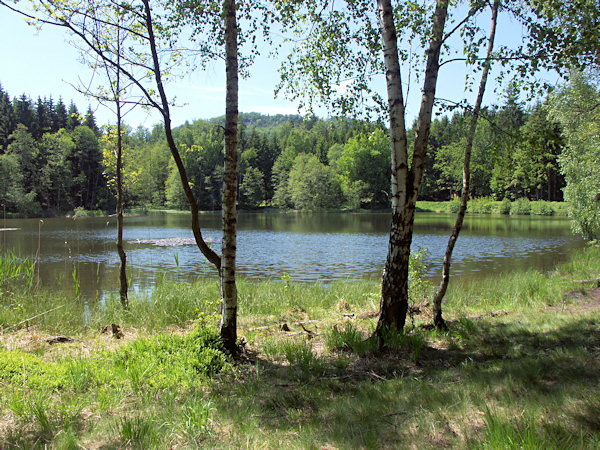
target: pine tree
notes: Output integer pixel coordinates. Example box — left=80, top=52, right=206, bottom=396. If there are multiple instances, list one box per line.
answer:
left=82, top=106, right=100, bottom=135
left=54, top=98, right=68, bottom=131
left=13, top=94, right=35, bottom=131
left=33, top=96, right=51, bottom=139
left=66, top=102, right=81, bottom=131
left=0, top=84, right=15, bottom=152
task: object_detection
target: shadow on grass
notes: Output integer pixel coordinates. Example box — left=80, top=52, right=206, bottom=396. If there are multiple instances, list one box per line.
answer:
left=208, top=316, right=600, bottom=448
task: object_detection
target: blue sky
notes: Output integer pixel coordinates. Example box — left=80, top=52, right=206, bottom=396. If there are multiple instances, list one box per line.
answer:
left=0, top=4, right=556, bottom=129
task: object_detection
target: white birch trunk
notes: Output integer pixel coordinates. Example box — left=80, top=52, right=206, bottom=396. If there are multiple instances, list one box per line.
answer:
left=375, top=0, right=448, bottom=341
left=220, top=0, right=239, bottom=353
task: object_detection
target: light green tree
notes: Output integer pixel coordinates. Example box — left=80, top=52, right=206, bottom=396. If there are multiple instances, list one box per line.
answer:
left=288, top=153, right=343, bottom=210
left=240, top=167, right=265, bottom=209
left=550, top=72, right=600, bottom=240
left=337, top=128, right=390, bottom=208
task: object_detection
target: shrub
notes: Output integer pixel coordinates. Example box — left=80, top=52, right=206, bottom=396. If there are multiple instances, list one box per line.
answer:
left=448, top=197, right=460, bottom=213
left=499, top=198, right=511, bottom=215
left=531, top=200, right=554, bottom=216
left=469, top=197, right=494, bottom=214
left=510, top=198, right=531, bottom=215
left=111, top=327, right=231, bottom=389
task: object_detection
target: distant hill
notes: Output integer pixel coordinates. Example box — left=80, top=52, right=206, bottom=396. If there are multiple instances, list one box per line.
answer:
left=209, top=112, right=304, bottom=129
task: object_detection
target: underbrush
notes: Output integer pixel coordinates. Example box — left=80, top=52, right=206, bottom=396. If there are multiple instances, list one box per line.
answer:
left=0, top=326, right=230, bottom=447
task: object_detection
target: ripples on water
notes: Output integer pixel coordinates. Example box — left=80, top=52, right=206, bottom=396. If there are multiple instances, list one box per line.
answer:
left=1, top=212, right=584, bottom=297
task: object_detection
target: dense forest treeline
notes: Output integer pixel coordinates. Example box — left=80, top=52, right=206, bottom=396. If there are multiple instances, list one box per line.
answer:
left=0, top=83, right=565, bottom=216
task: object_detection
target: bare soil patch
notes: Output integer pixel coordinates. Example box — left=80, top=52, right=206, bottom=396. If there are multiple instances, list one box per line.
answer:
left=551, top=286, right=600, bottom=313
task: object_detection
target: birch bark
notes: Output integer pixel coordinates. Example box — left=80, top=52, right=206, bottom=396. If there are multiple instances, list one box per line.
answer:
left=375, top=0, right=448, bottom=341
left=220, top=0, right=240, bottom=352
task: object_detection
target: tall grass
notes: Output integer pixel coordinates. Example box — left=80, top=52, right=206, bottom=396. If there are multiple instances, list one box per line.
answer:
left=0, top=251, right=35, bottom=289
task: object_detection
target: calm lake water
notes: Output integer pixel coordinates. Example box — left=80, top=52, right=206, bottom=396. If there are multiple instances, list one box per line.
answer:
left=0, top=212, right=585, bottom=298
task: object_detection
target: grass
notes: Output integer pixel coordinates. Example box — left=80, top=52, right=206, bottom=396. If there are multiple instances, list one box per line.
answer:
left=1, top=246, right=600, bottom=447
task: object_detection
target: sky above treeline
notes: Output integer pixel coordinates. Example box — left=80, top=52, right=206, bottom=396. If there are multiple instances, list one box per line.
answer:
left=0, top=4, right=559, bottom=129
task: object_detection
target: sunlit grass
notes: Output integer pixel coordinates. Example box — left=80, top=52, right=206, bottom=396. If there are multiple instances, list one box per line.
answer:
left=1, top=246, right=600, bottom=447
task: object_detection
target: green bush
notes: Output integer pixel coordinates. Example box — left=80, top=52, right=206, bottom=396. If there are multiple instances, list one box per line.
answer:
left=531, top=200, right=554, bottom=216
left=448, top=197, right=460, bottom=213
left=499, top=198, right=512, bottom=215
left=469, top=197, right=494, bottom=214
left=110, top=327, right=231, bottom=389
left=510, top=198, right=531, bottom=215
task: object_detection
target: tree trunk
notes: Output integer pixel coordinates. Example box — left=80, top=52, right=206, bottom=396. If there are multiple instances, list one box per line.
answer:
left=432, top=0, right=499, bottom=330
left=220, top=0, right=239, bottom=354
left=115, top=65, right=128, bottom=308
left=375, top=0, right=448, bottom=343
left=142, top=0, right=221, bottom=272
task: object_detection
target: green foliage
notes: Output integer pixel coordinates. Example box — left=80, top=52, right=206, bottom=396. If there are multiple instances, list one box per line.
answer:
left=0, top=251, right=34, bottom=289
left=469, top=197, right=495, bottom=214
left=409, top=248, right=433, bottom=304
left=263, top=338, right=323, bottom=379
left=479, top=409, right=593, bottom=449
left=336, top=128, right=390, bottom=208
left=530, top=200, right=554, bottom=216
left=0, top=81, right=574, bottom=215
left=288, top=153, right=343, bottom=210
left=448, top=197, right=460, bottom=213
left=380, top=328, right=427, bottom=362
left=117, top=416, right=159, bottom=449
left=550, top=72, right=600, bottom=240
left=111, top=327, right=231, bottom=389
left=239, top=167, right=266, bottom=209
left=0, top=328, right=230, bottom=403
left=499, top=198, right=511, bottom=215
left=510, top=198, right=531, bottom=215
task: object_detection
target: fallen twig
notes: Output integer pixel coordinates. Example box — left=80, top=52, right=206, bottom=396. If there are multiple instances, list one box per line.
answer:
left=4, top=305, right=65, bottom=331
left=367, top=371, right=387, bottom=381
left=294, top=320, right=318, bottom=326
left=573, top=278, right=600, bottom=286
left=383, top=411, right=406, bottom=417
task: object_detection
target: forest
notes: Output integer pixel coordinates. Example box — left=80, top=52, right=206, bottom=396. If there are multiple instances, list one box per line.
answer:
left=0, top=84, right=566, bottom=215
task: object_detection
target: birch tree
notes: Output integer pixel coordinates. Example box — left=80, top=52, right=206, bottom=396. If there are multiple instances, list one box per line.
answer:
left=0, top=0, right=244, bottom=351
left=276, top=0, right=489, bottom=343
left=431, top=0, right=499, bottom=330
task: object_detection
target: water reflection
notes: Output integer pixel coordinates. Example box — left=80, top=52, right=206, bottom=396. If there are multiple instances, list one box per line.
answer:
left=0, top=212, right=584, bottom=298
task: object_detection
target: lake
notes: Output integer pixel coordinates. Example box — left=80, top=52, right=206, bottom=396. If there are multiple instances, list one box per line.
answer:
left=0, top=212, right=585, bottom=298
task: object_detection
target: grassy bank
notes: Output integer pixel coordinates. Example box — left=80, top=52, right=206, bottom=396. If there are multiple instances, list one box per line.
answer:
left=417, top=198, right=569, bottom=216
left=1, top=247, right=600, bottom=448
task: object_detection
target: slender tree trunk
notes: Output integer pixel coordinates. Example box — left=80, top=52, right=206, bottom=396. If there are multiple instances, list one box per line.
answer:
left=141, top=0, right=221, bottom=272
left=220, top=0, right=239, bottom=353
left=375, top=0, right=448, bottom=343
left=116, top=106, right=128, bottom=308
left=432, top=0, right=499, bottom=330
left=115, top=35, right=128, bottom=308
